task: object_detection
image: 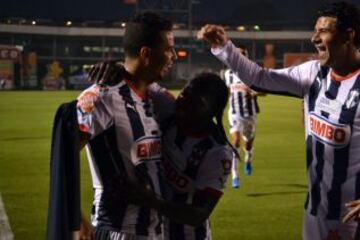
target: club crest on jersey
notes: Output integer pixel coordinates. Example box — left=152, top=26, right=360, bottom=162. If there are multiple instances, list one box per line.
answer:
left=309, top=112, right=351, bottom=148
left=131, top=136, right=161, bottom=165
left=221, top=159, right=232, bottom=175
left=344, top=88, right=360, bottom=109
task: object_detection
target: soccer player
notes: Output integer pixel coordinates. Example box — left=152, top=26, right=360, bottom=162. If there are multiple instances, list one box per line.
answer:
left=160, top=73, right=234, bottom=240
left=75, top=11, right=177, bottom=240
left=120, top=73, right=235, bottom=240
left=198, top=1, right=360, bottom=239
left=223, top=44, right=262, bottom=188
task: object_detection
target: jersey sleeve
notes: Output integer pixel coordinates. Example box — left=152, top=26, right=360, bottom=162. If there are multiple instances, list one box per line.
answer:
left=195, top=147, right=233, bottom=198
left=76, top=84, right=114, bottom=138
left=212, top=41, right=319, bottom=98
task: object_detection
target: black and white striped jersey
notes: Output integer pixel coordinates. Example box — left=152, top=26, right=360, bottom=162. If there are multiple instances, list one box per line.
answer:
left=161, top=123, right=232, bottom=240
left=77, top=81, right=164, bottom=237
left=224, top=69, right=259, bottom=118
left=213, top=41, right=360, bottom=238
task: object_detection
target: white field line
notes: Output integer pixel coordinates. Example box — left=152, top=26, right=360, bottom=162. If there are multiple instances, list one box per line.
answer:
left=0, top=193, right=13, bottom=240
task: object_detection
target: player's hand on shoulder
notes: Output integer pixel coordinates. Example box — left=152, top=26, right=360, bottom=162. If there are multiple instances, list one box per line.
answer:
left=197, top=24, right=228, bottom=48
left=343, top=199, right=360, bottom=223
left=87, top=60, right=124, bottom=86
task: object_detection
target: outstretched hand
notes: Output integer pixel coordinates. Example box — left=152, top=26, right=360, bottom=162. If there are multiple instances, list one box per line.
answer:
left=197, top=24, right=228, bottom=48
left=87, top=60, right=124, bottom=86
left=342, top=199, right=360, bottom=223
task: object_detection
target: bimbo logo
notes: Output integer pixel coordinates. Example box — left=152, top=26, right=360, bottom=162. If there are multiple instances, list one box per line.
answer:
left=162, top=158, right=192, bottom=192
left=131, top=136, right=161, bottom=164
left=309, top=112, right=350, bottom=147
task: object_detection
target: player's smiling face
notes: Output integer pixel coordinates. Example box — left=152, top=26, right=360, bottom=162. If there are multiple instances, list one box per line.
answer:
left=148, top=31, right=177, bottom=80
left=311, top=16, right=346, bottom=67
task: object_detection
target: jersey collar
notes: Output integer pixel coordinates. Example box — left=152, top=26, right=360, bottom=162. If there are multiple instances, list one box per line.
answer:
left=330, top=68, right=360, bottom=82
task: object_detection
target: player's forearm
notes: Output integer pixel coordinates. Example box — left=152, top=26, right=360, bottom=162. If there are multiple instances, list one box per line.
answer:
left=212, top=41, right=304, bottom=97
left=212, top=41, right=259, bottom=87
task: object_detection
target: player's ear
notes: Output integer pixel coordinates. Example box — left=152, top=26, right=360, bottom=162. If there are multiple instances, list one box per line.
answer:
left=139, top=46, right=151, bottom=66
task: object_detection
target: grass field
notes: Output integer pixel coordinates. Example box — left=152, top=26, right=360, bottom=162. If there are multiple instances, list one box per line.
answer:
left=0, top=91, right=306, bottom=239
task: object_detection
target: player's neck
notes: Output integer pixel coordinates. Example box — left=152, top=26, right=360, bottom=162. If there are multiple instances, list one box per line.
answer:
left=124, top=61, right=153, bottom=96
left=332, top=49, right=360, bottom=77
left=332, top=64, right=360, bottom=78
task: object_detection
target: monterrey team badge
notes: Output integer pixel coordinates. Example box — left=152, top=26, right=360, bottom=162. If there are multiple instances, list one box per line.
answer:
left=221, top=159, right=232, bottom=175
left=344, top=88, right=360, bottom=109
left=309, top=112, right=351, bottom=148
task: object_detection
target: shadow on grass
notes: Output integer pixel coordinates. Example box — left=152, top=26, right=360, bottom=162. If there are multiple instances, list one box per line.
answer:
left=246, top=191, right=307, bottom=197
left=246, top=183, right=307, bottom=197
left=270, top=183, right=308, bottom=189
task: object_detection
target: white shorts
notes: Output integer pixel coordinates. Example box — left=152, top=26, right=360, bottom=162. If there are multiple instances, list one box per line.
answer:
left=302, top=211, right=359, bottom=240
left=228, top=114, right=256, bottom=141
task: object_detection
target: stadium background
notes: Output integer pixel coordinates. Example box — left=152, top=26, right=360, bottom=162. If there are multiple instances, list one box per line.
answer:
left=0, top=0, right=357, bottom=239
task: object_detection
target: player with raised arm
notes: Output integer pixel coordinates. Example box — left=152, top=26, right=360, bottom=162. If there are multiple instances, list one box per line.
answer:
left=198, top=1, right=360, bottom=239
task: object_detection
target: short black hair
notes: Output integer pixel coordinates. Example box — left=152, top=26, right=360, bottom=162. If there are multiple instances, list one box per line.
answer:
left=186, top=73, right=228, bottom=120
left=186, top=73, right=239, bottom=157
left=123, top=11, right=173, bottom=57
left=317, top=1, right=360, bottom=47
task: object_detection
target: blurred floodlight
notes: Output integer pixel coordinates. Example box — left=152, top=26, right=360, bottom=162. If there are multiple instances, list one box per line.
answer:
left=253, top=25, right=260, bottom=31
left=237, top=25, right=246, bottom=31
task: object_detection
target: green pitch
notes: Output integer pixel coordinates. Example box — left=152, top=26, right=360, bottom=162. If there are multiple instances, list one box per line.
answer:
left=0, top=91, right=306, bottom=239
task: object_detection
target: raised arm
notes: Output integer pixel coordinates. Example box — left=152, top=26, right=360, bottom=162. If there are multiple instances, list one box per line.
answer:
left=197, top=24, right=317, bottom=98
